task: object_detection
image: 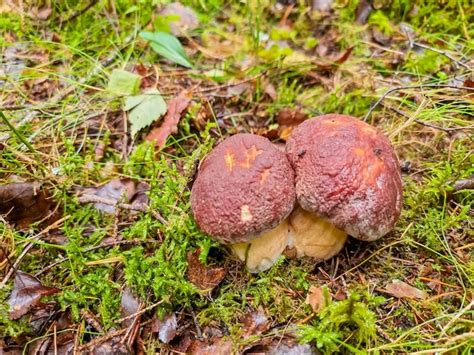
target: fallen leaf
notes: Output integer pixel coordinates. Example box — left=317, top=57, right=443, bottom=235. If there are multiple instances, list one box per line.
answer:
left=107, top=69, right=141, bottom=96
left=7, top=271, right=59, bottom=320
left=146, top=90, right=192, bottom=148
left=276, top=108, right=308, bottom=126
left=305, top=285, right=327, bottom=313
left=89, top=336, right=131, bottom=354
left=30, top=6, right=52, bottom=20
left=159, top=2, right=199, bottom=36
left=385, top=280, right=427, bottom=300
left=335, top=46, right=354, bottom=64
left=243, top=335, right=318, bottom=354
left=241, top=308, right=270, bottom=337
left=121, top=288, right=141, bottom=328
left=152, top=313, right=178, bottom=343
left=355, top=0, right=372, bottom=24
left=275, top=108, right=308, bottom=141
left=463, top=78, right=474, bottom=88
left=186, top=249, right=226, bottom=291
left=0, top=182, right=53, bottom=227
left=263, top=82, right=277, bottom=100
left=187, top=338, right=233, bottom=355
left=312, top=0, right=333, bottom=12
left=126, top=88, right=168, bottom=137
left=86, top=179, right=136, bottom=214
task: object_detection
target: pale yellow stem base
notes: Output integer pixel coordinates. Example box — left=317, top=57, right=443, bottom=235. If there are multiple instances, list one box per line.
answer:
left=231, top=218, right=290, bottom=273
left=288, top=206, right=347, bottom=259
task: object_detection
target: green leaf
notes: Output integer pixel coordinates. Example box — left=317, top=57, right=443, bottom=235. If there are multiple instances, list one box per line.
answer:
left=107, top=69, right=141, bottom=96
left=125, top=89, right=167, bottom=136
left=139, top=31, right=193, bottom=68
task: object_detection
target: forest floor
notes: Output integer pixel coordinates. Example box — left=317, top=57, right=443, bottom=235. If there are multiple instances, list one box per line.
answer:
left=0, top=0, right=473, bottom=353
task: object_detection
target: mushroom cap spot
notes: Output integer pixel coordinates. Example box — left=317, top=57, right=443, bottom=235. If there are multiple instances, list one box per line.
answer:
left=241, top=205, right=253, bottom=222
left=191, top=133, right=296, bottom=243
left=286, top=114, right=403, bottom=241
left=224, top=150, right=235, bottom=171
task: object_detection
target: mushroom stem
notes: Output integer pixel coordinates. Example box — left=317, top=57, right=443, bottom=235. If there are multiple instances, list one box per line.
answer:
left=231, top=218, right=290, bottom=273
left=287, top=206, right=347, bottom=259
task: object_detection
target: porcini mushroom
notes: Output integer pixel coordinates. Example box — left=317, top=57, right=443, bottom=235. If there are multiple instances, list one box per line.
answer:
left=285, top=114, right=403, bottom=256
left=191, top=133, right=296, bottom=273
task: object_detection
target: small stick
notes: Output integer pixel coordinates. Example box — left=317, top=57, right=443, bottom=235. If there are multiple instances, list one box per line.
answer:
left=59, top=0, right=99, bottom=24
left=411, top=41, right=470, bottom=70
left=35, top=239, right=153, bottom=277
left=77, top=194, right=168, bottom=226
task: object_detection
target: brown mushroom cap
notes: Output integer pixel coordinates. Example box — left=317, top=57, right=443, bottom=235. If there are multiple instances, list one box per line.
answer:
left=286, top=114, right=403, bottom=241
left=191, top=134, right=296, bottom=243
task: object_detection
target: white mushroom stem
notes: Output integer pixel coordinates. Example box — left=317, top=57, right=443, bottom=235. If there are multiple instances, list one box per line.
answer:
left=231, top=218, right=290, bottom=273
left=288, top=206, right=347, bottom=259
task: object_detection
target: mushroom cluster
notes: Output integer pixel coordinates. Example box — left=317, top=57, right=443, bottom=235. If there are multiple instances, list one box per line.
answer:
left=191, top=114, right=403, bottom=273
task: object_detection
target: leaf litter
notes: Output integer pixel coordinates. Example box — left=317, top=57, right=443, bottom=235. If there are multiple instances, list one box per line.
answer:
left=7, top=271, right=59, bottom=320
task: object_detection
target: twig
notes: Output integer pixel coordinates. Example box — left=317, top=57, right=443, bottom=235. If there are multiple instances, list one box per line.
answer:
left=77, top=194, right=168, bottom=226
left=411, top=41, right=471, bottom=70
left=196, top=71, right=267, bottom=94
left=118, top=300, right=164, bottom=323
left=59, top=0, right=99, bottom=24
left=81, top=309, right=104, bottom=333
left=189, top=308, right=203, bottom=340
left=440, top=299, right=474, bottom=336
left=0, top=215, right=70, bottom=287
left=77, top=328, right=128, bottom=351
left=453, top=175, right=474, bottom=192
left=364, top=84, right=474, bottom=122
left=34, top=239, right=154, bottom=277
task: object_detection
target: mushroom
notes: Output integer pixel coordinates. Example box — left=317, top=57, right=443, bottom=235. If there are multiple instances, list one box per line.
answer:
left=191, top=133, right=296, bottom=273
left=285, top=114, right=403, bottom=257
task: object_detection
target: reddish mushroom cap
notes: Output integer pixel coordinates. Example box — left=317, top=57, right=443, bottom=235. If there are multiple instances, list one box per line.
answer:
left=286, top=114, right=403, bottom=241
left=191, top=134, right=296, bottom=243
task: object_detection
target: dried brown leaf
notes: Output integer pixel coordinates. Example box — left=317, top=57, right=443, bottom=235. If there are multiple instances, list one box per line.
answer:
left=0, top=182, right=53, bottom=227
left=186, top=250, right=226, bottom=291
left=151, top=313, right=178, bottom=343
left=159, top=2, right=199, bottom=36
left=385, top=280, right=427, bottom=300
left=305, top=285, right=326, bottom=313
left=276, top=108, right=308, bottom=127
left=145, top=90, right=192, bottom=148
left=241, top=308, right=270, bottom=337
left=355, top=0, right=372, bottom=24
left=121, top=288, right=141, bottom=328
left=187, top=338, right=232, bottom=355
left=84, top=179, right=136, bottom=214
left=7, top=271, right=59, bottom=320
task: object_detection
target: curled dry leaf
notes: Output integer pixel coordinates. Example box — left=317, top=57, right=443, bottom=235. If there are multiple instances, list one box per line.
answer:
left=7, top=271, right=59, bottom=320
left=274, top=108, right=308, bottom=141
left=305, top=285, right=327, bottom=313
left=82, top=179, right=136, bottom=214
left=385, top=280, right=427, bottom=300
left=355, top=0, right=372, bottom=24
left=152, top=313, right=178, bottom=344
left=186, top=250, right=226, bottom=291
left=0, top=182, right=53, bottom=227
left=120, top=288, right=141, bottom=328
left=146, top=90, right=192, bottom=148
left=159, top=2, right=199, bottom=36
left=187, top=337, right=233, bottom=355
left=241, top=308, right=270, bottom=337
